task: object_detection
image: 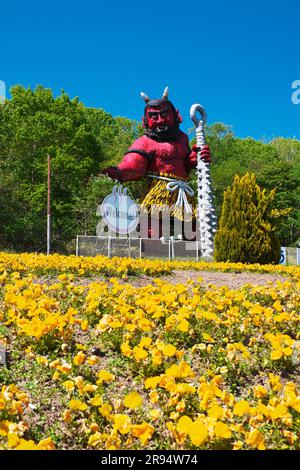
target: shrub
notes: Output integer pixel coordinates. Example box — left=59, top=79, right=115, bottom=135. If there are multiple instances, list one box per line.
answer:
left=214, top=173, right=281, bottom=264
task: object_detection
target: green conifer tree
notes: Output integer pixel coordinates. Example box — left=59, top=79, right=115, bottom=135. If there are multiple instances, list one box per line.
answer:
left=214, top=173, right=281, bottom=264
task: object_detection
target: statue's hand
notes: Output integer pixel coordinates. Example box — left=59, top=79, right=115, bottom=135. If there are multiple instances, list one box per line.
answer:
left=195, top=145, right=211, bottom=163
left=98, top=167, right=122, bottom=182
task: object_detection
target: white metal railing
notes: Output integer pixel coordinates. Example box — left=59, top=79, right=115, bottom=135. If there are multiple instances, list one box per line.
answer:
left=76, top=235, right=201, bottom=261
left=76, top=236, right=300, bottom=265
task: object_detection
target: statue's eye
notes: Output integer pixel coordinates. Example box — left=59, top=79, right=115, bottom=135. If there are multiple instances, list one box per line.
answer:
left=160, top=111, right=167, bottom=118
left=148, top=112, right=158, bottom=119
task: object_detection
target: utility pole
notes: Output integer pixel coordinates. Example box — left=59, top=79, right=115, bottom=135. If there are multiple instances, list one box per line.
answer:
left=47, top=154, right=51, bottom=255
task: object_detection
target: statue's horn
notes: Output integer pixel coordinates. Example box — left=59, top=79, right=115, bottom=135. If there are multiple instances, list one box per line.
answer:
left=140, top=92, right=150, bottom=103
left=162, top=86, right=169, bottom=100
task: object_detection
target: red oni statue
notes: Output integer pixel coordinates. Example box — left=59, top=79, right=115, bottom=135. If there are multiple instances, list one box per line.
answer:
left=101, top=87, right=211, bottom=236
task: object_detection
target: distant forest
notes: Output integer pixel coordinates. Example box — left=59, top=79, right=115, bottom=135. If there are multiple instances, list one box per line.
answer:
left=0, top=85, right=299, bottom=253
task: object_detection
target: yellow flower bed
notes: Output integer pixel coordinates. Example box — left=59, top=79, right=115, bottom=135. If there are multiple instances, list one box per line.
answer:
left=0, top=385, right=55, bottom=450
left=0, top=251, right=299, bottom=279
left=0, top=253, right=299, bottom=450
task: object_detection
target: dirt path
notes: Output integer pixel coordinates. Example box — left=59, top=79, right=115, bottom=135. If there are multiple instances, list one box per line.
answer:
left=36, top=269, right=290, bottom=290
left=127, top=270, right=289, bottom=289
left=70, top=270, right=289, bottom=289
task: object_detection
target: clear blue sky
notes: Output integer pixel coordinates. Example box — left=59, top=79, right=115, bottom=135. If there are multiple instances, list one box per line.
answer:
left=1, top=0, right=299, bottom=140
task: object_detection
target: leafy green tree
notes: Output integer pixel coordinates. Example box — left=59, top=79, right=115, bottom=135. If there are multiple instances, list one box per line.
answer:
left=0, top=85, right=102, bottom=250
left=0, top=85, right=140, bottom=252
left=214, top=173, right=281, bottom=264
left=256, top=138, right=300, bottom=246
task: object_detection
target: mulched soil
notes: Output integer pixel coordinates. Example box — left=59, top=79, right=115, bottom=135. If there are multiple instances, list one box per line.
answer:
left=81, top=269, right=289, bottom=289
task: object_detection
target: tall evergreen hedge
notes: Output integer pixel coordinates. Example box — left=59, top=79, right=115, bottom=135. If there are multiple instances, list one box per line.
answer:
left=214, top=173, right=281, bottom=264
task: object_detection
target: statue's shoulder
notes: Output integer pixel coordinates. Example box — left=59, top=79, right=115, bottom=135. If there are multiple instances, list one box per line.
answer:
left=176, top=130, right=190, bottom=149
left=178, top=130, right=189, bottom=141
left=128, top=134, right=153, bottom=151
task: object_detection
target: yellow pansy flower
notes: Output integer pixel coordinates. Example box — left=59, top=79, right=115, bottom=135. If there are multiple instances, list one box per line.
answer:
left=73, top=351, right=86, bottom=365
left=233, top=400, right=251, bottom=416
left=162, top=344, right=177, bottom=357
left=148, top=409, right=160, bottom=421
left=99, top=403, right=112, bottom=417
left=15, top=439, right=37, bottom=450
left=88, top=432, right=102, bottom=447
left=89, top=395, right=103, bottom=407
left=63, top=380, right=75, bottom=392
left=176, top=416, right=193, bottom=434
left=245, top=429, right=265, bottom=450
left=133, top=347, right=148, bottom=361
left=207, top=404, right=225, bottom=420
left=68, top=399, right=88, bottom=411
left=97, top=370, right=115, bottom=382
left=37, top=438, right=55, bottom=450
left=123, top=392, right=143, bottom=409
left=214, top=421, right=232, bottom=439
left=131, top=422, right=154, bottom=446
left=177, top=319, right=189, bottom=332
left=7, top=432, right=20, bottom=448
left=113, top=414, right=132, bottom=434
left=188, top=422, right=208, bottom=446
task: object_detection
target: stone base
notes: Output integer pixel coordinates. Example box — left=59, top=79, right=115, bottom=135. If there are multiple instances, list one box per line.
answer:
left=139, top=213, right=198, bottom=241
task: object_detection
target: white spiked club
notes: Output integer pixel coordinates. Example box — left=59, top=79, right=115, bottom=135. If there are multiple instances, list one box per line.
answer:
left=190, top=104, right=217, bottom=259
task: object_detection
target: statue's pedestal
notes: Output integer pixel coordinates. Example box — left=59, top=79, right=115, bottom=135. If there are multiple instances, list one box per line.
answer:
left=141, top=239, right=201, bottom=260
left=139, top=212, right=199, bottom=242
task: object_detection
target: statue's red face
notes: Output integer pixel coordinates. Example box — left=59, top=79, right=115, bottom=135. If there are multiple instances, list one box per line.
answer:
left=145, top=104, right=175, bottom=133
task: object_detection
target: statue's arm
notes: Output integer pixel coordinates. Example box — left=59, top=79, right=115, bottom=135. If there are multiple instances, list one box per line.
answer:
left=99, top=138, right=154, bottom=182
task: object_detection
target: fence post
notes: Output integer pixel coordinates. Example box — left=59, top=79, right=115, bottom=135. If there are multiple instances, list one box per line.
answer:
left=76, top=235, right=79, bottom=256
left=108, top=236, right=112, bottom=258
